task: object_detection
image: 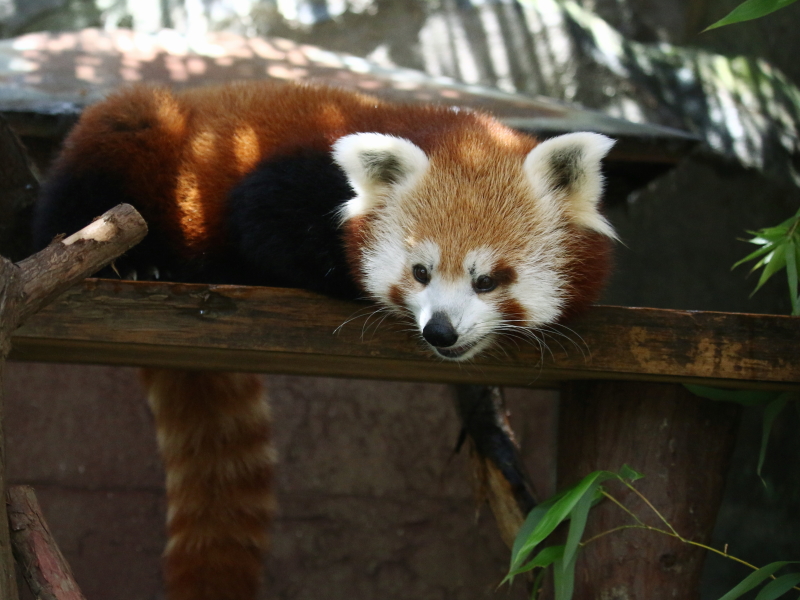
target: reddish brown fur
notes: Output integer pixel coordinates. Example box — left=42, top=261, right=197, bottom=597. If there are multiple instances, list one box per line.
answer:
left=60, top=83, right=613, bottom=600
left=141, top=369, right=274, bottom=600
left=492, top=261, right=518, bottom=287
left=56, top=82, right=534, bottom=265
left=559, top=227, right=613, bottom=321
left=387, top=284, right=405, bottom=308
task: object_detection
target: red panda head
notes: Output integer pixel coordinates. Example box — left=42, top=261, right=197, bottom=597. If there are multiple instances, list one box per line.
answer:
left=333, top=129, right=617, bottom=361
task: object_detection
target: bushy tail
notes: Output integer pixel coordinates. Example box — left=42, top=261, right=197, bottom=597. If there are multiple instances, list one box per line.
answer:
left=141, top=369, right=275, bottom=600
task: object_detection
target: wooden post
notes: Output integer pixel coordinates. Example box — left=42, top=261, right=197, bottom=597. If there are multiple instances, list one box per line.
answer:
left=0, top=259, right=22, bottom=600
left=557, top=380, right=741, bottom=599
left=0, top=203, right=147, bottom=597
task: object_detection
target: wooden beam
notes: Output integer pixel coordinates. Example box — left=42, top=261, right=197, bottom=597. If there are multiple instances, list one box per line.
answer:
left=9, top=280, right=800, bottom=389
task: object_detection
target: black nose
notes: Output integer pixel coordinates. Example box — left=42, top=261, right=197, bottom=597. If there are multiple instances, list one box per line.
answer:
left=422, top=312, right=459, bottom=348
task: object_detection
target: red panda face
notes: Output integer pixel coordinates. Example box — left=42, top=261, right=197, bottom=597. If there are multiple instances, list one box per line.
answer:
left=334, top=129, right=617, bottom=361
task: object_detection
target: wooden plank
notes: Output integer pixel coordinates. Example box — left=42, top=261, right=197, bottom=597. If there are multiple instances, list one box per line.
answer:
left=8, top=279, right=800, bottom=389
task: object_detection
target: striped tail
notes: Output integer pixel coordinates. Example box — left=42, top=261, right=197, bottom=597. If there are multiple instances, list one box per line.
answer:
left=141, top=369, right=275, bottom=600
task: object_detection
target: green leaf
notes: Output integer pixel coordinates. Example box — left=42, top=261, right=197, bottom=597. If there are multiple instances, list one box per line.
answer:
left=510, top=495, right=565, bottom=574
left=530, top=565, right=547, bottom=600
left=553, top=552, right=577, bottom=600
left=619, top=464, right=644, bottom=481
left=733, top=240, right=780, bottom=270
left=683, top=385, right=780, bottom=407
left=507, top=545, right=565, bottom=578
left=754, top=572, right=800, bottom=599
left=755, top=225, right=792, bottom=241
left=718, top=562, right=794, bottom=600
left=757, top=393, right=791, bottom=480
left=509, top=473, right=607, bottom=572
left=704, top=0, right=799, bottom=31
left=795, top=240, right=800, bottom=315
left=562, top=483, right=597, bottom=571
left=786, top=238, right=798, bottom=315
left=752, top=243, right=787, bottom=295
left=509, top=469, right=624, bottom=573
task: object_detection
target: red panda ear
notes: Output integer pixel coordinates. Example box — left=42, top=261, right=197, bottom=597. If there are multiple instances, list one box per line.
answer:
left=524, top=132, right=618, bottom=240
left=333, top=133, right=429, bottom=221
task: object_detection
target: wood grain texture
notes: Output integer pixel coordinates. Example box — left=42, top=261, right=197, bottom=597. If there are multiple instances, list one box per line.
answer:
left=0, top=257, right=23, bottom=600
left=9, top=279, right=800, bottom=389
left=14, top=204, right=147, bottom=326
left=8, top=486, right=87, bottom=600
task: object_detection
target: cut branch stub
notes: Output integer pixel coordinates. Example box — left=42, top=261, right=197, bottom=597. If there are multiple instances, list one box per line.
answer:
left=14, top=203, right=148, bottom=327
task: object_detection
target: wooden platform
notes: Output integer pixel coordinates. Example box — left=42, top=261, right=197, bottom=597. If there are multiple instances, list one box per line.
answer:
left=10, top=279, right=799, bottom=390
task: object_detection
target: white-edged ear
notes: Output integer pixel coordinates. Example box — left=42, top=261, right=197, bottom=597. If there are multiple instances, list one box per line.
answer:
left=524, top=132, right=618, bottom=240
left=333, top=133, right=429, bottom=220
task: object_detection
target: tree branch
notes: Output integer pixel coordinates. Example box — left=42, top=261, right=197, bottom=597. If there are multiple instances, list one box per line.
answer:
left=7, top=486, right=87, bottom=600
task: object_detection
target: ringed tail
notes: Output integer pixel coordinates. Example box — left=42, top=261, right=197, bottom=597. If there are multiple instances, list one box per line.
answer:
left=141, top=369, right=275, bottom=600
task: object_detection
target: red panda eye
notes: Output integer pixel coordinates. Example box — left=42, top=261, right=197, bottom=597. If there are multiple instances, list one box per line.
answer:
left=413, top=264, right=430, bottom=284
left=474, top=275, right=496, bottom=293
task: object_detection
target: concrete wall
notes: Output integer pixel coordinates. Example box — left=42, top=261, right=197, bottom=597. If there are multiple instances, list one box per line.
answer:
left=5, top=362, right=557, bottom=599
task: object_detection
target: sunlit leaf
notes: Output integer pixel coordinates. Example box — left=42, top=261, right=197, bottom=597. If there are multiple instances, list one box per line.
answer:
left=683, top=384, right=780, bottom=407
left=752, top=243, right=787, bottom=295
left=757, top=393, right=791, bottom=480
left=704, top=0, right=799, bottom=31
left=732, top=241, right=780, bottom=270
left=753, top=572, right=800, bottom=599
left=718, top=562, right=794, bottom=600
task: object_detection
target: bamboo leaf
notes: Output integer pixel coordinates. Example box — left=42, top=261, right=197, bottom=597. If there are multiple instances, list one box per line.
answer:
left=507, top=545, right=565, bottom=578
left=755, top=225, right=792, bottom=240
left=562, top=483, right=597, bottom=571
left=509, top=471, right=613, bottom=571
left=754, top=573, right=800, bottom=599
left=795, top=240, right=800, bottom=315
left=786, top=238, right=798, bottom=315
left=733, top=241, right=780, bottom=270
left=684, top=384, right=780, bottom=407
left=619, top=464, right=644, bottom=481
left=510, top=494, right=565, bottom=573
left=752, top=243, right=787, bottom=295
left=553, top=552, right=577, bottom=600
left=704, top=0, right=799, bottom=31
left=718, top=562, right=794, bottom=600
left=757, top=393, right=791, bottom=480
left=530, top=565, right=547, bottom=600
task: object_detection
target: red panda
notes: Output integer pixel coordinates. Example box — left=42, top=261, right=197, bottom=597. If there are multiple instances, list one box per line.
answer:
left=32, top=81, right=616, bottom=600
